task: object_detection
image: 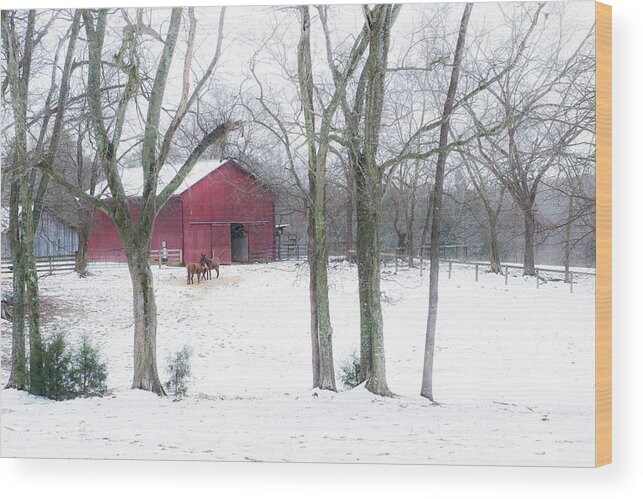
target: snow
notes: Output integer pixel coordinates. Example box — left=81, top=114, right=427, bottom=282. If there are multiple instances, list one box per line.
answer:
left=93, top=159, right=228, bottom=198
left=0, top=261, right=595, bottom=465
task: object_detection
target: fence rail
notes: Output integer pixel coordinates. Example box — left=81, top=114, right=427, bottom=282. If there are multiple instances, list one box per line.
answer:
left=276, top=243, right=308, bottom=261
left=86, top=248, right=183, bottom=268
left=1, top=254, right=76, bottom=276
left=425, top=258, right=595, bottom=293
left=1, top=249, right=184, bottom=276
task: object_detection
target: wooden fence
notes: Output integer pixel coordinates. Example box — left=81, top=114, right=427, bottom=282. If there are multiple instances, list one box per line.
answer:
left=86, top=249, right=182, bottom=268
left=1, top=254, right=76, bottom=277
left=377, top=247, right=595, bottom=294
left=1, top=249, right=184, bottom=276
left=148, top=249, right=183, bottom=268
left=427, top=258, right=594, bottom=294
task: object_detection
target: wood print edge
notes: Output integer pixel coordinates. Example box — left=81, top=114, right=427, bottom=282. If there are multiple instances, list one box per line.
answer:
left=595, top=0, right=612, bottom=468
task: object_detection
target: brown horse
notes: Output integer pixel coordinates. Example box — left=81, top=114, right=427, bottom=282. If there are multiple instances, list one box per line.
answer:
left=187, top=254, right=208, bottom=284
left=200, top=253, right=220, bottom=280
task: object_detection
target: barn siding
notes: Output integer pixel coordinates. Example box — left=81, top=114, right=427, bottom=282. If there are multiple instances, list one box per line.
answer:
left=2, top=211, right=78, bottom=258
left=88, top=197, right=183, bottom=260
left=181, top=161, right=275, bottom=265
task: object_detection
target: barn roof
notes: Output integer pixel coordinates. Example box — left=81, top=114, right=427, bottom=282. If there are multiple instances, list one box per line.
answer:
left=94, top=159, right=229, bottom=199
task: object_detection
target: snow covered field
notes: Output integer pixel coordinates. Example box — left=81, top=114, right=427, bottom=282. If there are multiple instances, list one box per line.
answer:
left=1, top=261, right=595, bottom=466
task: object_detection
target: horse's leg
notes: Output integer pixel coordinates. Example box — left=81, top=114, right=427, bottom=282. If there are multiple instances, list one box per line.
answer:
left=216, top=265, right=219, bottom=278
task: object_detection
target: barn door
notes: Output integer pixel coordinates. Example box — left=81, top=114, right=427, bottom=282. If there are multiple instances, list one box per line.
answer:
left=211, top=224, right=231, bottom=264
left=188, top=225, right=211, bottom=264
left=231, top=223, right=249, bottom=263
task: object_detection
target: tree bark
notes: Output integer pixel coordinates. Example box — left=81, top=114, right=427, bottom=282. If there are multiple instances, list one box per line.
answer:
left=563, top=196, right=573, bottom=283
left=314, top=205, right=336, bottom=390
left=406, top=202, right=415, bottom=267
left=75, top=212, right=93, bottom=276
left=419, top=194, right=433, bottom=255
left=125, top=237, right=166, bottom=395
left=523, top=206, right=536, bottom=276
left=6, top=178, right=27, bottom=390
left=488, top=220, right=502, bottom=274
left=421, top=3, right=473, bottom=401
left=355, top=173, right=391, bottom=396
left=345, top=166, right=355, bottom=260
left=22, top=192, right=45, bottom=395
left=307, top=188, right=321, bottom=388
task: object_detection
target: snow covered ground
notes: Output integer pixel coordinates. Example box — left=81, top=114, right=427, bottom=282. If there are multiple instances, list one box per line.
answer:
left=1, top=261, right=595, bottom=466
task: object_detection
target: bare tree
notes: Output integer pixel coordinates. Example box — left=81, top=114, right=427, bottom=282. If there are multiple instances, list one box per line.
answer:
left=467, top=12, right=594, bottom=276
left=457, top=145, right=506, bottom=273
left=420, top=3, right=473, bottom=401
left=296, top=5, right=372, bottom=390
left=2, top=10, right=80, bottom=392
left=351, top=4, right=401, bottom=396
left=43, top=8, right=239, bottom=395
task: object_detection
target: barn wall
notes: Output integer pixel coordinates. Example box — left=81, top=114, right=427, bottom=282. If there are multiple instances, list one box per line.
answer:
left=36, top=212, right=79, bottom=257
left=87, top=198, right=183, bottom=260
left=2, top=211, right=78, bottom=259
left=151, top=197, right=183, bottom=253
left=181, top=161, right=275, bottom=264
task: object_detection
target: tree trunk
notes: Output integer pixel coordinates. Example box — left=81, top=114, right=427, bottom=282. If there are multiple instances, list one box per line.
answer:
left=125, top=238, right=166, bottom=395
left=21, top=197, right=45, bottom=396
left=421, top=174, right=443, bottom=401
left=75, top=207, right=94, bottom=275
left=406, top=206, right=415, bottom=267
left=298, top=5, right=336, bottom=391
left=6, top=179, right=27, bottom=390
left=345, top=166, right=355, bottom=260
left=314, top=206, right=336, bottom=391
left=421, top=3, right=473, bottom=401
left=419, top=194, right=433, bottom=255
left=355, top=171, right=391, bottom=396
left=523, top=207, right=536, bottom=276
left=488, top=221, right=502, bottom=274
left=563, top=197, right=573, bottom=283
left=307, top=202, right=321, bottom=388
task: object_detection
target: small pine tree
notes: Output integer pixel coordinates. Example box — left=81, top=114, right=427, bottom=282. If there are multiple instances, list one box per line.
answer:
left=165, top=346, right=192, bottom=399
left=72, top=336, right=107, bottom=396
left=339, top=351, right=361, bottom=390
left=41, top=333, right=75, bottom=401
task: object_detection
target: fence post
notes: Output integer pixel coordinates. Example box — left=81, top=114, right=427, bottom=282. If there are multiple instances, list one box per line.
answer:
left=158, top=249, right=162, bottom=269
left=475, top=263, right=478, bottom=282
left=570, top=272, right=574, bottom=293
left=395, top=249, right=398, bottom=274
left=448, top=261, right=452, bottom=279
left=505, top=266, right=508, bottom=285
left=419, top=248, right=423, bottom=277
left=536, top=269, right=539, bottom=289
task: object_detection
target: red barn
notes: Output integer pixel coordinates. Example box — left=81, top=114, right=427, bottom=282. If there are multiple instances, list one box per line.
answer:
left=88, top=159, right=276, bottom=265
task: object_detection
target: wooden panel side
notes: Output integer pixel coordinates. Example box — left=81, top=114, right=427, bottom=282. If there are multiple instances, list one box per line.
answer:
left=595, top=1, right=612, bottom=468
